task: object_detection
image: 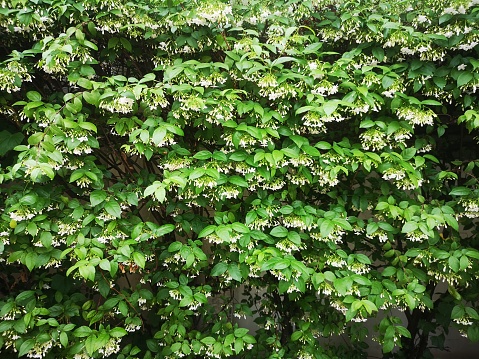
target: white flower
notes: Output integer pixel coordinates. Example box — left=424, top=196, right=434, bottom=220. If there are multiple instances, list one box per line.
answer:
left=416, top=15, right=429, bottom=23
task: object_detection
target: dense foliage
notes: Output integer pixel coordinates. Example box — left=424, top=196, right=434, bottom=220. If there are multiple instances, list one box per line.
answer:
left=2, top=0, right=479, bottom=358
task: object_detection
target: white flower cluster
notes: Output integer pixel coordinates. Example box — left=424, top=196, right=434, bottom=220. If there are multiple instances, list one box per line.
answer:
left=218, top=185, right=241, bottom=200
left=159, top=157, right=192, bottom=172
left=286, top=172, right=310, bottom=186
left=257, top=74, right=298, bottom=101
left=384, top=30, right=410, bottom=48
left=310, top=226, right=344, bottom=244
left=242, top=6, right=272, bottom=26
left=98, top=337, right=121, bottom=357
left=57, top=221, right=82, bottom=236
left=366, top=229, right=389, bottom=243
left=460, top=199, right=479, bottom=218
left=0, top=230, right=9, bottom=245
left=249, top=177, right=285, bottom=192
left=1, top=304, right=25, bottom=321
left=171, top=95, right=206, bottom=123
left=143, top=89, right=169, bottom=111
left=381, top=166, right=424, bottom=190
left=390, top=128, right=413, bottom=145
left=441, top=0, right=479, bottom=16
left=454, top=316, right=474, bottom=326
left=9, top=209, right=35, bottom=222
left=188, top=1, right=233, bottom=28
left=311, top=80, right=339, bottom=96
left=84, top=0, right=121, bottom=11
left=326, top=254, right=347, bottom=268
left=222, top=132, right=271, bottom=153
left=73, top=352, right=91, bottom=359
left=301, top=111, right=327, bottom=134
left=350, top=262, right=370, bottom=275
left=427, top=269, right=462, bottom=286
left=382, top=79, right=406, bottom=98
left=397, top=176, right=424, bottom=191
left=360, top=129, right=387, bottom=151
left=194, top=72, right=227, bottom=89
left=406, top=230, right=428, bottom=242
left=316, top=281, right=334, bottom=296
left=27, top=340, right=56, bottom=359
left=38, top=45, right=93, bottom=75
left=397, top=106, right=435, bottom=127
left=460, top=77, right=479, bottom=94
left=275, top=238, right=304, bottom=254
left=282, top=214, right=318, bottom=231
left=126, top=323, right=141, bottom=332
left=205, top=101, right=235, bottom=125
left=382, top=167, right=406, bottom=181
left=97, top=229, right=127, bottom=244
left=0, top=61, right=32, bottom=93
left=271, top=268, right=301, bottom=282
left=311, top=166, right=339, bottom=190
left=362, top=73, right=382, bottom=87
left=100, top=96, right=135, bottom=114
left=2, top=330, right=20, bottom=353
left=95, top=18, right=122, bottom=35
left=287, top=154, right=314, bottom=167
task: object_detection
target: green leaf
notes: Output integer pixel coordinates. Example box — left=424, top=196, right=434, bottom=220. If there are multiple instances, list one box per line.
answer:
left=85, top=335, right=97, bottom=356
left=211, top=263, right=228, bottom=276
left=19, top=339, right=35, bottom=357
left=110, top=327, right=127, bottom=338
left=60, top=331, right=68, bottom=347
left=372, top=47, right=384, bottom=61
left=228, top=264, right=243, bottom=281
left=229, top=176, right=248, bottom=187
left=104, top=200, right=121, bottom=218
left=152, top=127, right=167, bottom=145
left=24, top=252, right=37, bottom=271
left=449, top=187, right=471, bottom=196
left=467, top=326, right=479, bottom=342
left=198, top=225, right=216, bottom=238
left=90, top=190, right=107, bottom=206
left=26, top=91, right=42, bottom=101
left=201, top=337, right=216, bottom=345
left=270, top=226, right=288, bottom=237
left=133, top=252, right=146, bottom=269
left=234, top=328, right=249, bottom=338
left=77, top=78, right=93, bottom=89
left=448, top=256, right=460, bottom=272
left=83, top=91, right=100, bottom=106
left=323, top=101, right=338, bottom=116
left=164, top=66, right=184, bottom=82
left=15, top=290, right=35, bottom=304
left=73, top=326, right=92, bottom=337
left=302, top=145, right=320, bottom=156
left=402, top=222, right=418, bottom=233
left=26, top=222, right=38, bottom=236
left=28, top=132, right=44, bottom=145
left=457, top=72, right=473, bottom=87
left=320, top=219, right=335, bottom=237
left=234, top=337, right=244, bottom=353
left=193, top=150, right=212, bottom=160
left=382, top=266, right=396, bottom=276
left=362, top=300, right=378, bottom=314
left=0, top=131, right=24, bottom=156
left=79, top=265, right=96, bottom=281
left=78, top=121, right=97, bottom=132
left=334, top=277, right=353, bottom=296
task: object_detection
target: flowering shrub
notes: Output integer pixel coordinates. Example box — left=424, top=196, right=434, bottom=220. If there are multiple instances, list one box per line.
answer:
left=2, top=0, right=479, bottom=358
